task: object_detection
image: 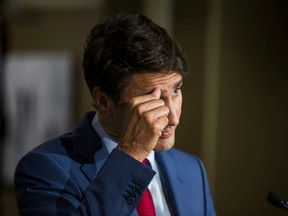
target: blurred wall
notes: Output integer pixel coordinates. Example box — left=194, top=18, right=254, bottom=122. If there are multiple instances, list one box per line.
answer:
left=4, top=0, right=288, bottom=215
left=209, top=1, right=288, bottom=215
left=9, top=7, right=105, bottom=121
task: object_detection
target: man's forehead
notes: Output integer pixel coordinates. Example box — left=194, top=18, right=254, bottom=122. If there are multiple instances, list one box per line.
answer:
left=122, top=72, right=182, bottom=98
left=131, top=72, right=182, bottom=88
left=118, top=72, right=183, bottom=103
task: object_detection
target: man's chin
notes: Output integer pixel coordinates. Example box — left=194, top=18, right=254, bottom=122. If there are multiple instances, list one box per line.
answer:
left=154, top=137, right=175, bottom=152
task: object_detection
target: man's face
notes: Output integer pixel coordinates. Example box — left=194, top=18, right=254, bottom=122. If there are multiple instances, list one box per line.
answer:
left=103, top=72, right=183, bottom=152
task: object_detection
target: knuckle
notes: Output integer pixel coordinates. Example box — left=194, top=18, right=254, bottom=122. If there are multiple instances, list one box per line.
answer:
left=155, top=131, right=162, bottom=137
left=157, top=99, right=165, bottom=106
left=164, top=105, right=169, bottom=113
left=164, top=117, right=169, bottom=125
left=143, top=112, right=153, bottom=122
left=129, top=98, right=138, bottom=107
left=159, top=105, right=169, bottom=116
left=136, top=104, right=145, bottom=116
left=152, top=126, right=162, bottom=136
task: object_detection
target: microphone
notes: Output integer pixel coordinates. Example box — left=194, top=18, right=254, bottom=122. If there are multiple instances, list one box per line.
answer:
left=267, top=191, right=288, bottom=211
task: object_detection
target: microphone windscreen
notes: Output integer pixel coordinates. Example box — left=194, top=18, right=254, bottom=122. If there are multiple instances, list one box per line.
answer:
left=267, top=191, right=288, bottom=210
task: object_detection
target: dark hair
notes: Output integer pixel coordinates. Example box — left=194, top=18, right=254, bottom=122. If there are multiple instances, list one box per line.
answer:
left=83, top=12, right=188, bottom=103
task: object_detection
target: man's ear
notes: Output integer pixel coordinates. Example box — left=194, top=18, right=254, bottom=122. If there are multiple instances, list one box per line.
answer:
left=92, top=87, right=112, bottom=111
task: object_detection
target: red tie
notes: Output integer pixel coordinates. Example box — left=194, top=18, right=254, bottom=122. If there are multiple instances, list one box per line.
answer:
left=136, top=159, right=156, bottom=216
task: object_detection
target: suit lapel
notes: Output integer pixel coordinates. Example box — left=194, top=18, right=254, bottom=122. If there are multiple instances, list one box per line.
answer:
left=71, top=112, right=109, bottom=182
left=80, top=145, right=109, bottom=182
left=156, top=150, right=195, bottom=216
left=156, top=151, right=184, bottom=215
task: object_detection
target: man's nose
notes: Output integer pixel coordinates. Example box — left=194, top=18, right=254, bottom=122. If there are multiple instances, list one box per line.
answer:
left=165, top=100, right=179, bottom=126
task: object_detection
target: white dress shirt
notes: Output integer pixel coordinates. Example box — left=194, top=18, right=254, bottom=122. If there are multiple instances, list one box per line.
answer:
left=92, top=113, right=171, bottom=216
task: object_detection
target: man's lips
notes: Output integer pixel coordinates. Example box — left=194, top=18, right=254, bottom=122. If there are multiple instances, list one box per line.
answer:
left=161, top=125, right=173, bottom=138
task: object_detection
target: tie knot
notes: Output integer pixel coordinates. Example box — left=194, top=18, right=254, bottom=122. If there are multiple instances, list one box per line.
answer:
left=142, top=158, right=148, bottom=165
left=142, top=158, right=152, bottom=169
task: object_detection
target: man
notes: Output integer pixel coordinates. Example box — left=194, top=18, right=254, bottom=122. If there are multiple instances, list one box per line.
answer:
left=14, top=13, right=216, bottom=215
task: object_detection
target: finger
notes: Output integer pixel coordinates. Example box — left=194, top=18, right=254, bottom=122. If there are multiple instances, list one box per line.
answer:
left=151, top=104, right=170, bottom=119
left=154, top=116, right=169, bottom=135
left=129, top=88, right=162, bottom=106
left=136, top=99, right=165, bottom=115
left=142, top=105, right=169, bottom=123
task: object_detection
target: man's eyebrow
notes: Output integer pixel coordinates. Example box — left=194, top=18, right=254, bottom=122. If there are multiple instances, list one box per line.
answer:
left=174, top=79, right=183, bottom=89
left=160, top=79, right=183, bottom=93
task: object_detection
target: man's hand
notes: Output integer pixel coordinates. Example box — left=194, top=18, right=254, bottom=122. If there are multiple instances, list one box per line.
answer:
left=117, top=88, right=169, bottom=161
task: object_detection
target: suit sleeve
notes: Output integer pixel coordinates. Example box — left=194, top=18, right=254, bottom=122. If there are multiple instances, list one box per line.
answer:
left=14, top=149, right=155, bottom=216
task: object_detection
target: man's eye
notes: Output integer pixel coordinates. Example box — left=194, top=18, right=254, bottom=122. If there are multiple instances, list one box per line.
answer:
left=174, top=87, right=182, bottom=95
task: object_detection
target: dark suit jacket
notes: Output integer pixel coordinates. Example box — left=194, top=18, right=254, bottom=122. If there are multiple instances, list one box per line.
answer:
left=14, top=112, right=216, bottom=215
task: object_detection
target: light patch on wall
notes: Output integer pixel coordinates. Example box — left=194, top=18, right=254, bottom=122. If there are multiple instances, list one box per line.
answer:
left=3, top=52, right=74, bottom=184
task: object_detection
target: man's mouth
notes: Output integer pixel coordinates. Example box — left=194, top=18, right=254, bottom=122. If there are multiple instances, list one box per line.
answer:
left=161, top=125, right=173, bottom=138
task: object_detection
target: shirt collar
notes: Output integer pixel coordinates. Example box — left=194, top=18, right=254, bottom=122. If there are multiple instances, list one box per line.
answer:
left=92, top=112, right=117, bottom=153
